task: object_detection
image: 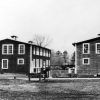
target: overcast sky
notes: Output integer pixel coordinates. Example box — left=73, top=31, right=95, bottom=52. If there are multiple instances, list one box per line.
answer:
left=0, top=0, right=100, bottom=55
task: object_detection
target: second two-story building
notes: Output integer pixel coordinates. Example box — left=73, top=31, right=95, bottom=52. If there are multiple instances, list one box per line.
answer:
left=73, top=35, right=100, bottom=76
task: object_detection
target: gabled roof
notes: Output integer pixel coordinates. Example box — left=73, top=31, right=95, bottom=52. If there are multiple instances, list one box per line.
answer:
left=72, top=36, right=100, bottom=46
left=0, top=38, right=29, bottom=45
left=0, top=38, right=51, bottom=50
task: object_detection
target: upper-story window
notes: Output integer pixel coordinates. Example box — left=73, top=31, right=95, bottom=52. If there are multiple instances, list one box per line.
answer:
left=83, top=43, right=90, bottom=54
left=48, top=51, right=51, bottom=57
left=40, top=59, right=42, bottom=67
left=46, top=50, right=48, bottom=57
left=36, top=47, right=39, bottom=55
left=96, top=43, right=100, bottom=54
left=40, top=48, right=42, bottom=56
left=33, top=47, right=35, bottom=55
left=2, top=44, right=13, bottom=55
left=43, top=49, right=45, bottom=56
left=18, top=44, right=25, bottom=54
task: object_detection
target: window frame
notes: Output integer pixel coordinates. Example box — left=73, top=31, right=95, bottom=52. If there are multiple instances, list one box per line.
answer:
left=96, top=43, right=100, bottom=54
left=40, top=48, right=42, bottom=56
left=82, top=58, right=90, bottom=65
left=36, top=59, right=39, bottom=68
left=83, top=43, right=90, bottom=54
left=18, top=44, right=25, bottom=54
left=17, top=58, right=24, bottom=65
left=2, top=59, right=8, bottom=69
left=36, top=47, right=39, bottom=55
left=33, top=47, right=36, bottom=55
left=2, top=44, right=13, bottom=55
left=48, top=51, right=51, bottom=57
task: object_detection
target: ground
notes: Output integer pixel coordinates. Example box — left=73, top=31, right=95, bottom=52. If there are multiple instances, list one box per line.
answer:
left=0, top=74, right=100, bottom=100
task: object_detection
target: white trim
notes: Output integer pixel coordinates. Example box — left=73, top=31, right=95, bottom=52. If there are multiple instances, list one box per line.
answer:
left=40, top=48, right=42, bottom=56
left=36, top=47, right=39, bottom=55
left=2, top=44, right=13, bottom=55
left=18, top=44, right=25, bottom=54
left=95, top=43, right=100, bottom=54
left=75, top=44, right=77, bottom=74
left=17, top=58, right=24, bottom=65
left=83, top=43, right=90, bottom=54
left=2, top=59, right=8, bottom=69
left=82, top=58, right=90, bottom=65
left=33, top=47, right=35, bottom=55
left=30, top=45, right=32, bottom=73
left=48, top=51, right=50, bottom=57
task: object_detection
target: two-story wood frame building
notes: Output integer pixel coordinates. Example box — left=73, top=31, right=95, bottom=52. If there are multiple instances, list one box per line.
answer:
left=0, top=38, right=51, bottom=77
left=73, top=36, right=100, bottom=76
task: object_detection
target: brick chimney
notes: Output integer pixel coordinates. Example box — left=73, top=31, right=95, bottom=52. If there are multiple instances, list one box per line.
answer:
left=11, top=35, right=18, bottom=40
left=97, top=34, right=100, bottom=37
left=28, top=41, right=33, bottom=44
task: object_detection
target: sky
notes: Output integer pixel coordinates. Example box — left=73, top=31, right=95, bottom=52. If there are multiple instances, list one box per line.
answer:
left=0, top=0, right=100, bottom=55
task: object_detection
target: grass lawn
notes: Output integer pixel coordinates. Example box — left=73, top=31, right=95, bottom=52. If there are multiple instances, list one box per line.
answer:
left=0, top=74, right=100, bottom=100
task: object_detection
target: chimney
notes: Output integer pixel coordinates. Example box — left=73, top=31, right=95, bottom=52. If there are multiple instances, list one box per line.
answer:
left=97, top=34, right=100, bottom=37
left=28, top=41, right=33, bottom=44
left=11, top=35, right=18, bottom=41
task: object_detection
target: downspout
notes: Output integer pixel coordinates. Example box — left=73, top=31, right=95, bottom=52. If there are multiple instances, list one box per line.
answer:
left=28, top=44, right=32, bottom=81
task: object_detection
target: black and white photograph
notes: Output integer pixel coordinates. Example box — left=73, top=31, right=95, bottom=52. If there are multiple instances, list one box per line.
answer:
left=0, top=0, right=100, bottom=99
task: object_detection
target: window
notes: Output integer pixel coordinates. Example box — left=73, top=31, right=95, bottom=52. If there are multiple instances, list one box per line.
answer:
left=48, top=60, right=50, bottom=66
left=48, top=51, right=51, bottom=57
left=36, top=47, right=39, bottom=55
left=2, top=44, right=13, bottom=54
left=46, top=50, right=48, bottom=57
left=33, top=47, right=35, bottom=55
left=40, top=59, right=42, bottom=67
left=40, top=48, right=42, bottom=56
left=18, top=44, right=25, bottom=54
left=17, top=58, right=24, bottom=65
left=43, top=60, right=46, bottom=68
left=46, top=60, right=48, bottom=67
left=83, top=43, right=90, bottom=54
left=96, top=43, right=100, bottom=54
left=2, top=59, right=8, bottom=69
left=83, top=58, right=90, bottom=65
left=43, top=49, right=45, bottom=56
left=32, top=59, right=35, bottom=67
left=33, top=68, right=36, bottom=73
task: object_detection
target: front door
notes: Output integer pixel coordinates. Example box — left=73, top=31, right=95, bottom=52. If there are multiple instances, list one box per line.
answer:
left=2, top=59, right=8, bottom=69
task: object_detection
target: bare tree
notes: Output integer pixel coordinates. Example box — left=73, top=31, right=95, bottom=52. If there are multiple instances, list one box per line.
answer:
left=70, top=52, right=75, bottom=65
left=32, top=34, right=52, bottom=47
left=63, top=50, right=69, bottom=65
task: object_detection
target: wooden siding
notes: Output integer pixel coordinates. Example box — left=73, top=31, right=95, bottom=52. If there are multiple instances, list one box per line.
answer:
left=76, top=39, right=100, bottom=75
left=0, top=39, right=30, bottom=74
left=0, top=39, right=51, bottom=74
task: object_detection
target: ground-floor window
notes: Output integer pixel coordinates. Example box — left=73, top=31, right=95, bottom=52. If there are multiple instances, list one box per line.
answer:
left=33, top=68, right=41, bottom=73
left=17, top=58, right=24, bottom=65
left=33, top=68, right=36, bottom=73
left=83, top=58, right=90, bottom=65
left=2, top=59, right=8, bottom=69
